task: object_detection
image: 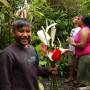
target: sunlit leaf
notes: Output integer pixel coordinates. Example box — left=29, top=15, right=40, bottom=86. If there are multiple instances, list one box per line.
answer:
left=0, top=12, right=5, bottom=20
left=0, top=0, right=10, bottom=7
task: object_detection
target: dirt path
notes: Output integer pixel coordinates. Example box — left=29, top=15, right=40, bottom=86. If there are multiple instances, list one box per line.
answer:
left=43, top=77, right=77, bottom=90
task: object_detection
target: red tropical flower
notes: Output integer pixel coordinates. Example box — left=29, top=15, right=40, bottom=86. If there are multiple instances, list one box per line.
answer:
left=48, top=48, right=62, bottom=62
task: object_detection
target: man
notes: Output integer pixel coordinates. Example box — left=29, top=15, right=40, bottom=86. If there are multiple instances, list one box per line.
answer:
left=0, top=19, right=57, bottom=90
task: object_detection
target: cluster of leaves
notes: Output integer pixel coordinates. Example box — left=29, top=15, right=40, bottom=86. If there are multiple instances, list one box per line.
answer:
left=0, top=0, right=90, bottom=76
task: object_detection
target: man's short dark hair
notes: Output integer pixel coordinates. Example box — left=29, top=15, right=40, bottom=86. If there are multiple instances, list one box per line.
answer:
left=12, top=19, right=31, bottom=32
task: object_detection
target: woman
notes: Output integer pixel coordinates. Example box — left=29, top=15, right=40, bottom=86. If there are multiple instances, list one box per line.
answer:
left=68, top=16, right=90, bottom=88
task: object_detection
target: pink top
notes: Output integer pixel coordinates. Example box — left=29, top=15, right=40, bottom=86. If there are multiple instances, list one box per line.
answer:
left=75, top=27, right=90, bottom=57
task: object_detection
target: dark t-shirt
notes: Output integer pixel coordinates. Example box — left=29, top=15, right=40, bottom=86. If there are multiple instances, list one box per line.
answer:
left=0, top=43, right=50, bottom=90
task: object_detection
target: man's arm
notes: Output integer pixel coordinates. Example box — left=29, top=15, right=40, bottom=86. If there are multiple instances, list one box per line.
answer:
left=34, top=48, right=57, bottom=78
left=0, top=51, right=12, bottom=90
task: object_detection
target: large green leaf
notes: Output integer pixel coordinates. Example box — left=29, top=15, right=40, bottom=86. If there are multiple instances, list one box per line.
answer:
left=0, top=0, right=10, bottom=7
left=84, top=0, right=90, bottom=9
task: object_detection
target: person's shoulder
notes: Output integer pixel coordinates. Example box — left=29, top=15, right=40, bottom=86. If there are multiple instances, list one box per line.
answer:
left=75, top=27, right=81, bottom=30
left=2, top=43, right=15, bottom=54
left=82, top=26, right=89, bottom=30
left=80, top=27, right=90, bottom=35
left=28, top=45, right=34, bottom=49
left=71, top=28, right=75, bottom=31
left=80, top=26, right=90, bottom=34
left=74, top=27, right=81, bottom=33
left=28, top=45, right=35, bottom=51
left=28, top=45, right=37, bottom=55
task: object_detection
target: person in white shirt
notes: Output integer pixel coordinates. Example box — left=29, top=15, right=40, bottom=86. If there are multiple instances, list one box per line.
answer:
left=65, top=16, right=81, bottom=82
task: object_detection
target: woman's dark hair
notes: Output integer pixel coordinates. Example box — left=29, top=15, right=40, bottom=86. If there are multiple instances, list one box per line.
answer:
left=82, top=16, right=90, bottom=28
left=12, top=19, right=31, bottom=32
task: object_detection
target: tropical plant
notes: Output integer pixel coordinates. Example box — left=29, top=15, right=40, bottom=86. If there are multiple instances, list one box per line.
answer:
left=0, top=0, right=10, bottom=7
left=1, top=0, right=90, bottom=77
left=83, top=0, right=90, bottom=15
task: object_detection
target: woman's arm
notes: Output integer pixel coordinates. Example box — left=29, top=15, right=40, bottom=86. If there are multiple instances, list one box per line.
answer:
left=68, top=29, right=89, bottom=49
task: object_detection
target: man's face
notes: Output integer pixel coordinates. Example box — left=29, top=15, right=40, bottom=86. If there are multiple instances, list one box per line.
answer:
left=14, top=26, right=31, bottom=47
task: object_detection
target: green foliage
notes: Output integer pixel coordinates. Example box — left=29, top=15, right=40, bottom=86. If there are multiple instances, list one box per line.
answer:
left=31, top=32, right=41, bottom=46
left=28, top=0, right=47, bottom=21
left=1, top=0, right=90, bottom=77
left=0, top=6, right=14, bottom=49
left=83, top=0, right=90, bottom=15
left=35, top=44, right=51, bottom=67
left=0, top=0, right=10, bottom=7
left=57, top=53, right=72, bottom=77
